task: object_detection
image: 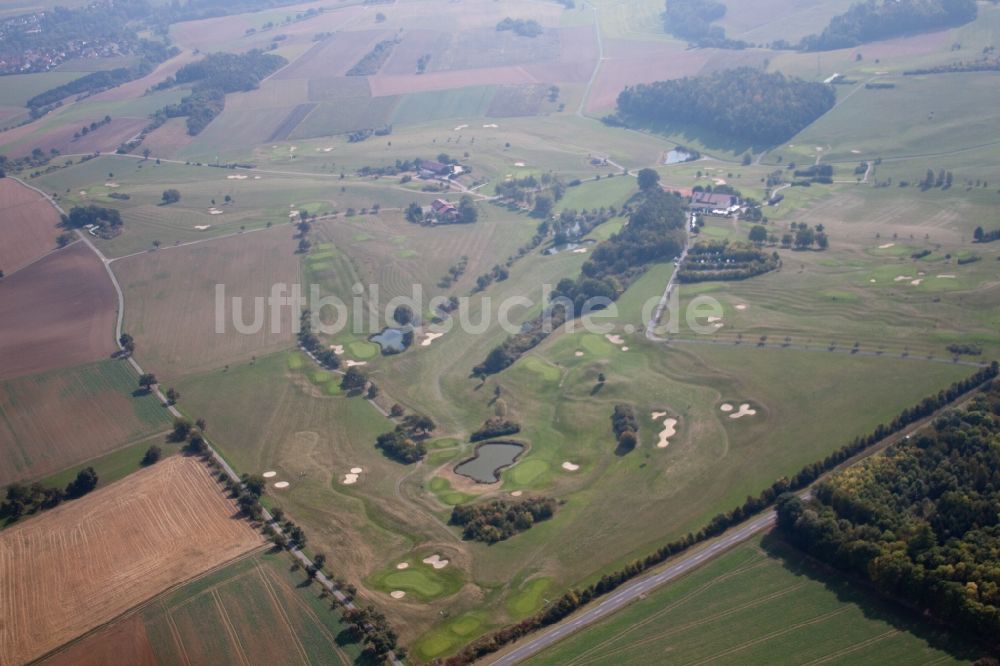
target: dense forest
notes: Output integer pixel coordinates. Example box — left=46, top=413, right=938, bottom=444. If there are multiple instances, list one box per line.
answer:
left=615, top=68, right=836, bottom=146
left=346, top=39, right=398, bottom=76
left=450, top=497, right=558, bottom=543
left=152, top=50, right=286, bottom=135
left=473, top=188, right=685, bottom=377
left=661, top=0, right=747, bottom=49
left=777, top=379, right=1000, bottom=648
left=798, top=0, right=977, bottom=51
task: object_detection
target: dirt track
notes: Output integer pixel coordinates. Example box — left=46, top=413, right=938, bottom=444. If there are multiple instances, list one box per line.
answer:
left=0, top=456, right=262, bottom=666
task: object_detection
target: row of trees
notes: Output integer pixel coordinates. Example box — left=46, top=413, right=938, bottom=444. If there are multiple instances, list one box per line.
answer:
left=346, top=39, right=398, bottom=76
left=445, top=362, right=999, bottom=664
left=678, top=239, right=781, bottom=283
left=776, top=378, right=1000, bottom=649
left=615, top=68, right=836, bottom=146
left=0, top=467, right=98, bottom=523
left=496, top=17, right=544, bottom=37
left=297, top=310, right=341, bottom=369
left=449, top=497, right=558, bottom=543
left=974, top=226, right=1000, bottom=243
left=470, top=417, right=521, bottom=442
left=798, top=0, right=977, bottom=52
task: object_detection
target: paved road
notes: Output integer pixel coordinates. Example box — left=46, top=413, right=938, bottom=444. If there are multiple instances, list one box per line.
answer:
left=490, top=510, right=779, bottom=666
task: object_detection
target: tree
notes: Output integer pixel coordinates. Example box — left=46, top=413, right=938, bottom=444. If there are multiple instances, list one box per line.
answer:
left=56, top=231, right=75, bottom=247
left=142, top=445, right=162, bottom=465
left=297, top=238, right=312, bottom=253
left=637, top=168, right=661, bottom=191
left=816, top=232, right=829, bottom=250
left=748, top=225, right=768, bottom=244
left=340, top=367, right=368, bottom=393
left=405, top=202, right=423, bottom=224
left=138, top=373, right=158, bottom=391
left=974, top=226, right=984, bottom=242
left=165, top=387, right=180, bottom=405
left=390, top=403, right=404, bottom=417
left=532, top=193, right=554, bottom=218
left=458, top=195, right=478, bottom=224
left=119, top=332, right=135, bottom=354
left=170, top=417, right=193, bottom=442
left=393, top=305, right=414, bottom=326
left=65, top=467, right=98, bottom=498
left=742, top=152, right=752, bottom=166
left=161, top=189, right=181, bottom=205
left=196, top=418, right=207, bottom=432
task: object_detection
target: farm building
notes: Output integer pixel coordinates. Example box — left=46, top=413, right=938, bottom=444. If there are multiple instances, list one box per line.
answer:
left=689, top=191, right=739, bottom=212
left=428, top=198, right=458, bottom=223
left=417, top=159, right=461, bottom=179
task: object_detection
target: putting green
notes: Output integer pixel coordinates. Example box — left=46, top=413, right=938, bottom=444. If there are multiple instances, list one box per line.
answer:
left=506, top=577, right=551, bottom=619
left=310, top=370, right=333, bottom=384
left=286, top=352, right=305, bottom=370
left=383, top=570, right=445, bottom=597
left=580, top=333, right=616, bottom=356
left=518, top=356, right=561, bottom=383
left=348, top=341, right=380, bottom=359
left=508, top=459, right=549, bottom=485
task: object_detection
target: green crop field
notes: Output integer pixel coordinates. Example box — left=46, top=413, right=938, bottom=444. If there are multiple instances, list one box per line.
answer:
left=523, top=533, right=977, bottom=665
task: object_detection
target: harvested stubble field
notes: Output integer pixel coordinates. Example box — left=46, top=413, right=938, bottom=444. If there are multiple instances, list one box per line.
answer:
left=0, top=242, right=117, bottom=381
left=113, top=225, right=302, bottom=380
left=0, top=456, right=262, bottom=666
left=0, top=178, right=63, bottom=274
left=0, top=359, right=171, bottom=486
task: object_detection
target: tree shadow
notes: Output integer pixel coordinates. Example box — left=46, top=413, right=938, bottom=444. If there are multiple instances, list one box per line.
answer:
left=760, top=532, right=991, bottom=662
left=590, top=383, right=605, bottom=396
left=335, top=629, right=361, bottom=647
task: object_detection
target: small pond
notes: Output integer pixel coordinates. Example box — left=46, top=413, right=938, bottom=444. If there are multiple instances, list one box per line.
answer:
left=454, top=441, right=525, bottom=483
left=370, top=327, right=411, bottom=354
left=664, top=149, right=694, bottom=165
left=543, top=238, right=596, bottom=256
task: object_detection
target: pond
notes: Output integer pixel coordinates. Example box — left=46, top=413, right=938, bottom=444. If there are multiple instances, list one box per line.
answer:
left=453, top=441, right=525, bottom=484
left=543, top=239, right=596, bottom=256
left=664, top=149, right=695, bottom=165
left=370, top=327, right=411, bottom=354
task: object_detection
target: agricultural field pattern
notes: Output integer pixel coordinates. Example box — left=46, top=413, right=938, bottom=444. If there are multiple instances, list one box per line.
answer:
left=1, top=0, right=999, bottom=664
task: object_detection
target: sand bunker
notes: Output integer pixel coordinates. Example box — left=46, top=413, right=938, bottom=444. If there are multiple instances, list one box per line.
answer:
left=350, top=467, right=363, bottom=474
left=194, top=225, right=211, bottom=231
left=396, top=562, right=409, bottom=570
left=879, top=243, right=896, bottom=249
left=343, top=474, right=359, bottom=485
left=254, top=176, right=262, bottom=180
left=289, top=211, right=300, bottom=218
left=894, top=275, right=913, bottom=282
left=390, top=591, right=406, bottom=599
left=330, top=344, right=345, bottom=354
left=483, top=123, right=499, bottom=128
left=422, top=554, right=450, bottom=569
left=621, top=346, right=630, bottom=352
left=274, top=481, right=290, bottom=489
left=720, top=403, right=734, bottom=413
left=454, top=124, right=468, bottom=131
left=707, top=316, right=722, bottom=323
left=104, top=182, right=119, bottom=188
left=911, top=279, right=923, bottom=286
left=226, top=174, right=248, bottom=180
left=561, top=462, right=580, bottom=471
left=421, top=331, right=444, bottom=347
left=510, top=490, right=523, bottom=497
left=574, top=351, right=584, bottom=357
left=657, top=418, right=678, bottom=449
left=572, top=248, right=588, bottom=253
left=262, top=471, right=277, bottom=478
left=345, top=360, right=368, bottom=368
left=937, top=274, right=956, bottom=279
left=714, top=178, right=727, bottom=186
left=851, top=149, right=862, bottom=154
left=514, top=162, right=526, bottom=167
left=605, top=334, right=624, bottom=345
left=870, top=279, right=877, bottom=283
left=735, top=304, right=748, bottom=311
left=651, top=411, right=667, bottom=420
left=729, top=403, right=757, bottom=419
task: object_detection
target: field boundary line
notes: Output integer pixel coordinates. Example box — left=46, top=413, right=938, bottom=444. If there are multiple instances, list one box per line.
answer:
left=163, top=602, right=193, bottom=666
left=254, top=563, right=311, bottom=665
left=212, top=589, right=252, bottom=666
left=686, top=607, right=851, bottom=666
left=800, top=628, right=899, bottom=666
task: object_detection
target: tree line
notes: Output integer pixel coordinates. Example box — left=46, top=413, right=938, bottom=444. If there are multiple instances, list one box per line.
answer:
left=776, top=377, right=1000, bottom=651
left=1, top=467, right=99, bottom=523
left=661, top=0, right=747, bottom=49
left=496, top=17, right=544, bottom=38
left=473, top=187, right=684, bottom=377
left=798, top=0, right=977, bottom=52
left=974, top=226, right=999, bottom=244
left=443, top=362, right=999, bottom=664
left=611, top=404, right=638, bottom=453
left=150, top=50, right=286, bottom=135
left=615, top=68, right=836, bottom=146
left=678, top=240, right=781, bottom=283
left=297, top=310, right=341, bottom=369
left=449, top=497, right=558, bottom=543
left=375, top=414, right=436, bottom=464
left=470, top=417, right=521, bottom=442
